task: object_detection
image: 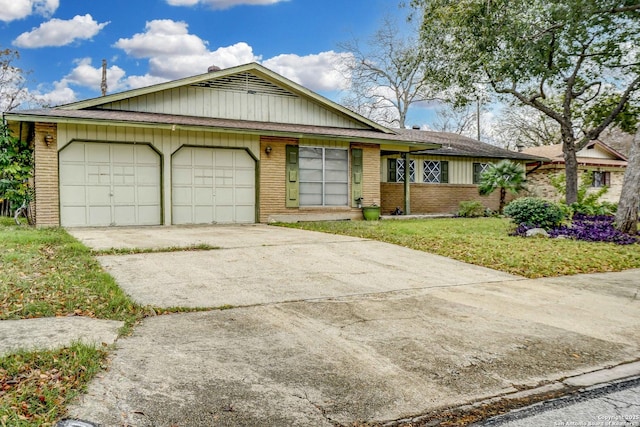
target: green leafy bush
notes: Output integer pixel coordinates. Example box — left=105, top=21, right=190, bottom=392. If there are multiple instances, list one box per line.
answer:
left=0, top=124, right=33, bottom=213
left=457, top=200, right=486, bottom=218
left=550, top=172, right=617, bottom=216
left=503, top=197, right=566, bottom=229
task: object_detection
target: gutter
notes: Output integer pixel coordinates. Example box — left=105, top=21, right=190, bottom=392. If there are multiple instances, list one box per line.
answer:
left=4, top=112, right=441, bottom=150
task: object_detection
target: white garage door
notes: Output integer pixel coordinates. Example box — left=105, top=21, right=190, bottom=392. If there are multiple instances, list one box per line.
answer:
left=59, top=142, right=161, bottom=227
left=172, top=147, right=255, bottom=224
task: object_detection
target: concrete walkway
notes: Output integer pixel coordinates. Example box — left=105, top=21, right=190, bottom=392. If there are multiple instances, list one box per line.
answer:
left=3, top=224, right=639, bottom=426
left=0, top=317, right=123, bottom=356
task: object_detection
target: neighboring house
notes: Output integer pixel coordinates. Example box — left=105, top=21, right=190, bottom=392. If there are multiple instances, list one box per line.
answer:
left=523, top=141, right=628, bottom=204
left=3, top=62, right=541, bottom=227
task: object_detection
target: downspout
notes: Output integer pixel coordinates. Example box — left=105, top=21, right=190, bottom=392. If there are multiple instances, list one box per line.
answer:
left=526, top=161, right=544, bottom=176
left=403, top=152, right=411, bottom=215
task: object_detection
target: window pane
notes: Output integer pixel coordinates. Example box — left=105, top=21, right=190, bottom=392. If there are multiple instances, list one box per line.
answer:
left=299, top=147, right=348, bottom=207
left=300, top=182, right=323, bottom=205
left=300, top=169, right=323, bottom=181
left=397, top=159, right=406, bottom=182
left=325, top=183, right=349, bottom=206
left=396, top=159, right=416, bottom=182
left=325, top=148, right=347, bottom=160
left=593, top=171, right=603, bottom=187
left=300, top=147, right=322, bottom=159
left=299, top=147, right=323, bottom=183
left=300, top=147, right=323, bottom=173
left=423, top=161, right=441, bottom=183
left=325, top=149, right=348, bottom=183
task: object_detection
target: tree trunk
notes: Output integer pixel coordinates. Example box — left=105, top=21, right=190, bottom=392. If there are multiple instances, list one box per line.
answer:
left=615, top=127, right=640, bottom=234
left=561, top=129, right=579, bottom=205
left=499, top=187, right=506, bottom=214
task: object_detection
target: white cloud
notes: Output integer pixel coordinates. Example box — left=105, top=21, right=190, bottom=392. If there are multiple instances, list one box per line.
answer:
left=114, top=20, right=208, bottom=58
left=262, top=51, right=352, bottom=92
left=0, top=0, right=58, bottom=22
left=114, top=20, right=260, bottom=81
left=124, top=74, right=170, bottom=90
left=166, top=0, right=287, bottom=10
left=32, top=81, right=77, bottom=107
left=13, top=14, right=109, bottom=48
left=148, top=42, right=259, bottom=79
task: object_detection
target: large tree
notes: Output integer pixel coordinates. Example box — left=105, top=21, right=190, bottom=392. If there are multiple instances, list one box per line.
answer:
left=615, top=126, right=640, bottom=234
left=432, top=103, right=478, bottom=136
left=338, top=16, right=442, bottom=128
left=410, top=0, right=640, bottom=204
left=0, top=48, right=32, bottom=112
left=493, top=104, right=562, bottom=150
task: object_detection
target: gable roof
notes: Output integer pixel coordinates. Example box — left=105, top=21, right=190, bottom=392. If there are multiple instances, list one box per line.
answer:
left=5, top=107, right=442, bottom=147
left=523, top=141, right=628, bottom=167
left=396, top=129, right=546, bottom=161
left=58, top=62, right=394, bottom=135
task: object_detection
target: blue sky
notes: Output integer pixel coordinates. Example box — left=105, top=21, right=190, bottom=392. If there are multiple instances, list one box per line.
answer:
left=0, top=0, right=437, bottom=126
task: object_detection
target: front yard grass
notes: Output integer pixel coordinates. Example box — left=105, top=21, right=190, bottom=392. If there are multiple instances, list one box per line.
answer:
left=283, top=217, right=640, bottom=278
left=0, top=343, right=106, bottom=426
left=0, top=217, right=147, bottom=425
left=0, top=218, right=144, bottom=326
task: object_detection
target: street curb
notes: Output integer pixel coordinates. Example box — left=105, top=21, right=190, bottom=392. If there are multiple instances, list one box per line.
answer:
left=382, top=360, right=640, bottom=427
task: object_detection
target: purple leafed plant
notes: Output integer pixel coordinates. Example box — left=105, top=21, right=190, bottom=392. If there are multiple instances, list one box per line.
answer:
left=512, top=215, right=638, bottom=245
left=548, top=215, right=638, bottom=245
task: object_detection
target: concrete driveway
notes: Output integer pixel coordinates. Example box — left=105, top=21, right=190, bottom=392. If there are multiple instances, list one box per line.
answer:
left=66, top=225, right=640, bottom=426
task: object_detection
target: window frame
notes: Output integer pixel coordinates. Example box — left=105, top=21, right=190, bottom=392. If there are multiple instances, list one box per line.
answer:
left=591, top=171, right=611, bottom=188
left=473, top=162, right=491, bottom=184
left=388, top=158, right=416, bottom=183
left=299, top=146, right=349, bottom=207
left=423, top=160, right=442, bottom=183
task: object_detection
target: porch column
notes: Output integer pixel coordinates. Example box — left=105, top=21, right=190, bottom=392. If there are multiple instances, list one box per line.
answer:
left=403, top=152, right=411, bottom=215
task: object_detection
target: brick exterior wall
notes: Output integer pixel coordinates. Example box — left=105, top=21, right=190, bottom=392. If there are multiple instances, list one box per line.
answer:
left=527, top=166, right=625, bottom=204
left=259, top=136, right=294, bottom=222
left=353, top=143, right=381, bottom=207
left=33, top=123, right=59, bottom=226
left=381, top=183, right=514, bottom=215
left=258, top=137, right=380, bottom=222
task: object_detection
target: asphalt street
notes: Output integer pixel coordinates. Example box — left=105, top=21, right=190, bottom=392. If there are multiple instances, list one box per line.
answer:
left=480, top=378, right=640, bottom=427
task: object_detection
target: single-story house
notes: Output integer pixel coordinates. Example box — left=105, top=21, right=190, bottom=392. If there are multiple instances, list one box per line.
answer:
left=378, top=129, right=542, bottom=215
left=523, top=141, right=628, bottom=204
left=3, top=62, right=541, bottom=227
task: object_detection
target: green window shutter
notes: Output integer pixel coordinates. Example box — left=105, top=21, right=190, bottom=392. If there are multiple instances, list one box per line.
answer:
left=473, top=163, right=481, bottom=184
left=285, top=145, right=299, bottom=207
left=388, top=158, right=397, bottom=182
left=351, top=148, right=363, bottom=207
left=440, top=161, right=449, bottom=183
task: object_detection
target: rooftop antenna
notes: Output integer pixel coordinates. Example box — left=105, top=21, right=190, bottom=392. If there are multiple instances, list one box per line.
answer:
left=101, top=59, right=108, bottom=96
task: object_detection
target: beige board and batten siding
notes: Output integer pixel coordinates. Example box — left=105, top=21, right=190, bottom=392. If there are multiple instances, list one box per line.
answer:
left=93, top=72, right=369, bottom=129
left=382, top=155, right=502, bottom=184
left=57, top=123, right=259, bottom=225
left=577, top=144, right=616, bottom=160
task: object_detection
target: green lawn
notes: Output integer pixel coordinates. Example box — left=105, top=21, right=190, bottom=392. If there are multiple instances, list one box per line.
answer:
left=0, top=218, right=147, bottom=425
left=0, top=219, right=144, bottom=326
left=0, top=343, right=107, bottom=426
left=1, top=216, right=638, bottom=425
left=282, top=217, right=640, bottom=278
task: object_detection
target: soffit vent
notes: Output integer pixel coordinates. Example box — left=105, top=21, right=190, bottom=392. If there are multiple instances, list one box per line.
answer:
left=191, top=72, right=299, bottom=98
